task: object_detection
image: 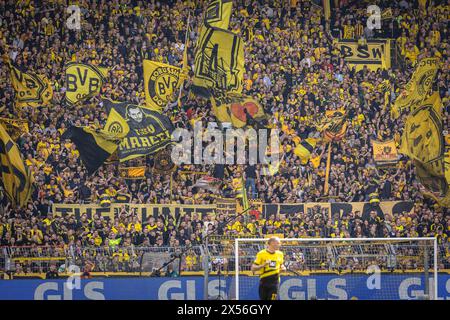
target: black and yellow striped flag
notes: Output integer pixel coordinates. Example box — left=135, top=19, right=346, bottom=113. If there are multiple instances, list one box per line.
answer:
left=62, top=126, right=119, bottom=175
left=294, top=138, right=318, bottom=165
left=0, top=124, right=33, bottom=207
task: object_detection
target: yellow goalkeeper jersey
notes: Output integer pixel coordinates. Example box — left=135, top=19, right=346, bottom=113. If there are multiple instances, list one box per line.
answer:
left=253, top=249, right=284, bottom=279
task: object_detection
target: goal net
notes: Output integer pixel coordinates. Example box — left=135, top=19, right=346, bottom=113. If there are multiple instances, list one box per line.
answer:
left=233, top=237, right=438, bottom=300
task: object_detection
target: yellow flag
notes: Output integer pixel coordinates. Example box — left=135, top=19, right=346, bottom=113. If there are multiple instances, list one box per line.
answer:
left=65, top=62, right=108, bottom=105
left=143, top=60, right=182, bottom=112
left=204, top=0, right=232, bottom=29
left=0, top=124, right=33, bottom=207
left=322, top=109, right=347, bottom=142
left=210, top=96, right=232, bottom=123
left=392, top=57, right=440, bottom=118
left=103, top=106, right=130, bottom=139
left=399, top=92, right=443, bottom=170
left=62, top=126, right=119, bottom=175
left=192, top=25, right=244, bottom=97
left=399, top=92, right=449, bottom=207
left=0, top=118, right=29, bottom=141
left=8, top=61, right=53, bottom=108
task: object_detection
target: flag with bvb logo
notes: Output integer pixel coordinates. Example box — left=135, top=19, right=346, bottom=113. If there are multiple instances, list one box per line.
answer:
left=143, top=60, right=183, bottom=113
left=65, top=62, right=108, bottom=105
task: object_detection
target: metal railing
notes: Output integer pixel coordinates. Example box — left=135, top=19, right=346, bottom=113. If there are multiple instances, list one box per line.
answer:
left=0, top=245, right=204, bottom=276
left=1, top=239, right=449, bottom=277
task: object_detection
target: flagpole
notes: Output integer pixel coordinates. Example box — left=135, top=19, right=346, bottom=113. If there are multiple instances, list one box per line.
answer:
left=324, top=142, right=332, bottom=195
left=177, top=12, right=190, bottom=108
left=170, top=172, right=173, bottom=203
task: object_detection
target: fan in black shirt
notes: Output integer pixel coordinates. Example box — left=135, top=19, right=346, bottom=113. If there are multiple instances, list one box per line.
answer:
left=45, top=264, right=59, bottom=279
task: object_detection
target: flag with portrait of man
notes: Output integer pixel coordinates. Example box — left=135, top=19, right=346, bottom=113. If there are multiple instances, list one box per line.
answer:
left=102, top=99, right=174, bottom=162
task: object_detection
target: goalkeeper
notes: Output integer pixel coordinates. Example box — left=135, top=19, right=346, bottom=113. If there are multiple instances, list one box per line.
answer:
left=251, top=237, right=285, bottom=300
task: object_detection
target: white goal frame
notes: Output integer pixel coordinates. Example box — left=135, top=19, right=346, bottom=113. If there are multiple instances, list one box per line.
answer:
left=234, top=237, right=438, bottom=300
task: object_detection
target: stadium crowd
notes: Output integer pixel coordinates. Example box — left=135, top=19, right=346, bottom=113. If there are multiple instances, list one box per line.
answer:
left=0, top=0, right=449, bottom=274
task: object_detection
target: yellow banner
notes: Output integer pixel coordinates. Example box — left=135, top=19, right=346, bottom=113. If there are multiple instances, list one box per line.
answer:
left=143, top=60, right=182, bottom=112
left=335, top=39, right=391, bottom=71
left=372, top=139, right=398, bottom=165
left=52, top=203, right=216, bottom=222
left=65, top=62, right=108, bottom=105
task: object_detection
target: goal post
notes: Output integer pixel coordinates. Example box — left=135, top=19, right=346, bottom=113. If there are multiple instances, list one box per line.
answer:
left=234, top=237, right=438, bottom=300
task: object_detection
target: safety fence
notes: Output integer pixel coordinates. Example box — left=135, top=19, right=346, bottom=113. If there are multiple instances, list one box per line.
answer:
left=1, top=239, right=449, bottom=278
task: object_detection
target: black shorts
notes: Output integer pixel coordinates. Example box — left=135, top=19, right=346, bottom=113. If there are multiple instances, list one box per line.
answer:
left=259, top=274, right=279, bottom=300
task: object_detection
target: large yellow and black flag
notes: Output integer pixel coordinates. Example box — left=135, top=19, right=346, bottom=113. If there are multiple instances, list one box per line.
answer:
left=143, top=60, right=183, bottom=112
left=399, top=92, right=450, bottom=206
left=65, top=62, right=109, bottom=105
left=0, top=124, right=33, bottom=207
left=392, top=57, right=440, bottom=119
left=192, top=0, right=244, bottom=98
left=61, top=126, right=120, bottom=175
left=7, top=60, right=53, bottom=108
left=102, top=99, right=174, bottom=162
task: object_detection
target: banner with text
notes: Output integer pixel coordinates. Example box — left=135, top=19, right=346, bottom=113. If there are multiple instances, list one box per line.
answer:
left=52, top=201, right=413, bottom=221
left=335, top=39, right=391, bottom=71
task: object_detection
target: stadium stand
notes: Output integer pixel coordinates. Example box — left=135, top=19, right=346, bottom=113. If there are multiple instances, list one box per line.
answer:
left=0, top=0, right=449, bottom=280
